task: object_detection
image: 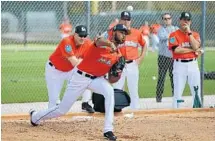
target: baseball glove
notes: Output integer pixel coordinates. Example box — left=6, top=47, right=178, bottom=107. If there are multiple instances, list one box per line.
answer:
left=108, top=56, right=126, bottom=83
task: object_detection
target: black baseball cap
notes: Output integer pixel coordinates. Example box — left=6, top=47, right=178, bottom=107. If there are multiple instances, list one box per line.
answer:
left=121, top=11, right=131, bottom=21
left=180, top=12, right=192, bottom=20
left=75, top=25, right=88, bottom=37
left=113, top=24, right=129, bottom=35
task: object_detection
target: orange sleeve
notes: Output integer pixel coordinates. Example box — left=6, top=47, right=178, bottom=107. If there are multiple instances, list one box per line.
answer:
left=193, top=32, right=201, bottom=43
left=59, top=38, right=75, bottom=57
left=168, top=32, right=179, bottom=50
left=138, top=31, right=146, bottom=48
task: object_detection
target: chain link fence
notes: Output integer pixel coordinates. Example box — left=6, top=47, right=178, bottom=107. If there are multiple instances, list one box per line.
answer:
left=1, top=1, right=215, bottom=108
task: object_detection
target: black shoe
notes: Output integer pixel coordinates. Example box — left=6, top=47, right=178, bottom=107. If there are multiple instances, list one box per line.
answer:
left=104, top=131, right=117, bottom=141
left=29, top=109, right=38, bottom=126
left=82, top=102, right=95, bottom=113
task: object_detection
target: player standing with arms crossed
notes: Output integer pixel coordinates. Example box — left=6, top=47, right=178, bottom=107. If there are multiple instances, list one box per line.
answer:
left=168, top=12, right=203, bottom=108
left=46, top=25, right=94, bottom=113
left=30, top=24, right=129, bottom=141
left=113, top=11, right=146, bottom=109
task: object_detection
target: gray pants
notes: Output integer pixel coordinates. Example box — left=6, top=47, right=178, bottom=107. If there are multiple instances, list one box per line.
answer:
left=156, top=55, right=174, bottom=101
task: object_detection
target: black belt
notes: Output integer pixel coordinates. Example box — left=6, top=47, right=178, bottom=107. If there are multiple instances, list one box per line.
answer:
left=176, top=58, right=196, bottom=63
left=126, top=60, right=134, bottom=64
left=49, top=62, right=54, bottom=67
left=77, top=70, right=97, bottom=79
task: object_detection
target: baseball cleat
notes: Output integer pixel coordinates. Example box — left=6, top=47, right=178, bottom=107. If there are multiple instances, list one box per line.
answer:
left=104, top=131, right=117, bottom=141
left=29, top=109, right=38, bottom=126
left=82, top=102, right=95, bottom=113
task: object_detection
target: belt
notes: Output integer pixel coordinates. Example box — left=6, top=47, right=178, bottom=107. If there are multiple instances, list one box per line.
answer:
left=77, top=70, right=97, bottom=80
left=49, top=62, right=54, bottom=67
left=126, top=60, right=134, bottom=64
left=176, top=58, right=196, bottom=63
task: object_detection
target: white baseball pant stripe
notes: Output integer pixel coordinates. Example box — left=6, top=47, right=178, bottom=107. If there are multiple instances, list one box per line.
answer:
left=173, top=60, right=201, bottom=108
left=113, top=61, right=140, bottom=109
left=32, top=67, right=115, bottom=133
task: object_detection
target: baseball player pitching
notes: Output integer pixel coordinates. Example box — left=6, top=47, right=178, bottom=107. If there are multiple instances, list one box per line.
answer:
left=30, top=24, right=129, bottom=141
left=168, top=12, right=202, bottom=108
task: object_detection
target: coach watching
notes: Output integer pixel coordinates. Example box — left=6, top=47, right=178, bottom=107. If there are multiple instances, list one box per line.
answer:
left=156, top=13, right=178, bottom=102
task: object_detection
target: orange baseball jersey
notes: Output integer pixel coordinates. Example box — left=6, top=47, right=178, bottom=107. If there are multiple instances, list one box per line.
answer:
left=49, top=36, right=92, bottom=72
left=168, top=30, right=201, bottom=59
left=150, top=24, right=161, bottom=35
left=59, top=23, right=72, bottom=34
left=139, top=25, right=150, bottom=36
left=117, top=28, right=145, bottom=60
left=77, top=44, right=121, bottom=77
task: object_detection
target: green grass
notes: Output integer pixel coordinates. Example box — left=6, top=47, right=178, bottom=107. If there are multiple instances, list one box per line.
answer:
left=1, top=46, right=215, bottom=103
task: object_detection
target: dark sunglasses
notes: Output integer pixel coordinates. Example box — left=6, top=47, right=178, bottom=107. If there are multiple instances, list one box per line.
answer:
left=78, top=34, right=87, bottom=38
left=181, top=18, right=191, bottom=21
left=121, top=18, right=131, bottom=21
left=163, top=17, right=171, bottom=20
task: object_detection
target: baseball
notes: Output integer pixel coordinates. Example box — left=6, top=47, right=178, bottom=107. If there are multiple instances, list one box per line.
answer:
left=126, top=5, right=133, bottom=11
left=152, top=76, right=156, bottom=80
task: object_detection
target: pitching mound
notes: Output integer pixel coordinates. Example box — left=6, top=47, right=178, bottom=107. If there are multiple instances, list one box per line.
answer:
left=2, top=111, right=215, bottom=141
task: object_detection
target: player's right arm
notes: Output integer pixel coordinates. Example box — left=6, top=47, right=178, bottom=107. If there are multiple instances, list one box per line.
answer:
left=94, top=36, right=116, bottom=51
left=59, top=38, right=80, bottom=66
left=168, top=33, right=194, bottom=54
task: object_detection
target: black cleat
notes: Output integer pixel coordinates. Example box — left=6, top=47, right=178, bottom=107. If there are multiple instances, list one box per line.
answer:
left=82, top=102, right=95, bottom=113
left=104, top=131, right=117, bottom=141
left=29, top=109, right=38, bottom=126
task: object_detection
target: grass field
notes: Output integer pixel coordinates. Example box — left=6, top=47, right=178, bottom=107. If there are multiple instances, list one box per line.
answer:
left=1, top=44, right=215, bottom=103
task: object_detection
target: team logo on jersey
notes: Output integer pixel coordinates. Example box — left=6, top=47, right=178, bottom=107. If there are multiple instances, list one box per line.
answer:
left=169, top=37, right=175, bottom=43
left=65, top=45, right=72, bottom=53
left=98, top=57, right=111, bottom=66
left=181, top=42, right=191, bottom=48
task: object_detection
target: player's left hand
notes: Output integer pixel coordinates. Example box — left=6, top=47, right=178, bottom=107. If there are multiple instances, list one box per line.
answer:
left=195, top=48, right=204, bottom=56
